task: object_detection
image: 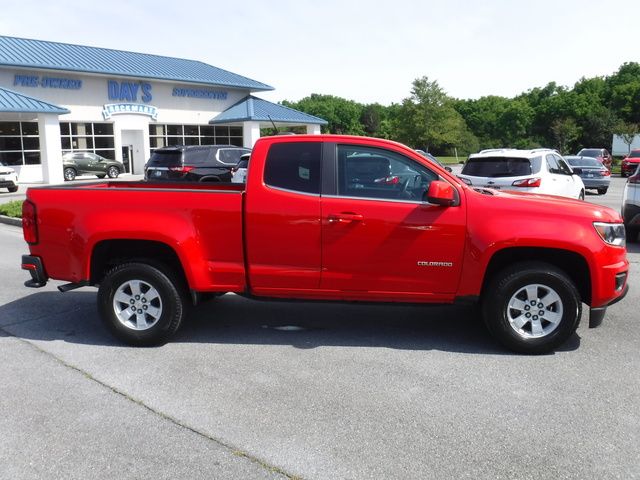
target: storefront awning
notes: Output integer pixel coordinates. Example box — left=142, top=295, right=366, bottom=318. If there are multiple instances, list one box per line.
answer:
left=0, top=86, right=69, bottom=114
left=210, top=95, right=327, bottom=125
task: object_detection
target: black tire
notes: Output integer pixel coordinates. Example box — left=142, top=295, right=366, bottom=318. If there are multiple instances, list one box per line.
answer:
left=97, top=262, right=186, bottom=346
left=8, top=185, right=18, bottom=193
left=597, top=188, right=608, bottom=195
left=107, top=166, right=120, bottom=178
left=626, top=226, right=639, bottom=243
left=482, top=262, right=581, bottom=354
left=96, top=174, right=106, bottom=179
left=63, top=167, right=76, bottom=181
left=578, top=190, right=585, bottom=200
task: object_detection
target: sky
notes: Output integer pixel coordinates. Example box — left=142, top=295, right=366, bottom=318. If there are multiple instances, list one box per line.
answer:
left=1, top=0, right=639, bottom=106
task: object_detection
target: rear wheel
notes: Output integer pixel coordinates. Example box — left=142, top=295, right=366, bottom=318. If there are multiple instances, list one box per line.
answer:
left=482, top=262, right=581, bottom=354
left=8, top=185, right=18, bottom=193
left=97, top=262, right=186, bottom=346
left=64, top=167, right=76, bottom=181
left=597, top=188, right=608, bottom=195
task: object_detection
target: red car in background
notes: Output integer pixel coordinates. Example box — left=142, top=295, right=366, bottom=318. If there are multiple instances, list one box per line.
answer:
left=576, top=148, right=613, bottom=171
left=621, top=149, right=640, bottom=177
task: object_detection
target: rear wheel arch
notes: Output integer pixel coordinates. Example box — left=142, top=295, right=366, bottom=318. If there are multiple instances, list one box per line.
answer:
left=90, top=239, right=189, bottom=292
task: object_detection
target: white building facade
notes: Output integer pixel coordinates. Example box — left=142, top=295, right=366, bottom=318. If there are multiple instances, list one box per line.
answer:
left=0, top=36, right=326, bottom=184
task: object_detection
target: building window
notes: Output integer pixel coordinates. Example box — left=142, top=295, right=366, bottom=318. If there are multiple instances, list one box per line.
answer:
left=149, top=124, right=243, bottom=155
left=0, top=121, right=40, bottom=166
left=60, top=122, right=116, bottom=160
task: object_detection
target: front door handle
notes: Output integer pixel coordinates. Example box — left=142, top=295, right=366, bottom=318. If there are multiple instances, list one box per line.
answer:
left=328, top=213, right=364, bottom=224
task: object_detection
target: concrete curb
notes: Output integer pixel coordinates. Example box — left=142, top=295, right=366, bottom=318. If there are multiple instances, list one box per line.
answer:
left=0, top=215, right=21, bottom=227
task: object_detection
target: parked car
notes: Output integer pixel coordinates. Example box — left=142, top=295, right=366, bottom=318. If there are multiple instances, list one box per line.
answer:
left=145, top=145, right=251, bottom=182
left=415, top=150, right=453, bottom=172
left=458, top=148, right=585, bottom=200
left=622, top=164, right=640, bottom=242
left=231, top=153, right=250, bottom=183
left=621, top=149, right=640, bottom=177
left=576, top=148, right=613, bottom=171
left=564, top=155, right=610, bottom=195
left=62, top=152, right=123, bottom=181
left=0, top=161, right=19, bottom=192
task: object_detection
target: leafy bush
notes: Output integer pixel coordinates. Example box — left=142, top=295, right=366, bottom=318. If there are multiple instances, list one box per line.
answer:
left=0, top=200, right=23, bottom=218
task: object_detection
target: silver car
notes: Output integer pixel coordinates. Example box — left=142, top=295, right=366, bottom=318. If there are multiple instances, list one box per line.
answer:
left=564, top=156, right=610, bottom=195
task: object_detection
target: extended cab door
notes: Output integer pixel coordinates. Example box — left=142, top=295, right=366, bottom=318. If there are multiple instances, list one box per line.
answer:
left=244, top=141, right=323, bottom=292
left=320, top=144, right=466, bottom=299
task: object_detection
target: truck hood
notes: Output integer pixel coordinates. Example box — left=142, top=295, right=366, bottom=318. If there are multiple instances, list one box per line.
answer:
left=468, top=187, right=623, bottom=223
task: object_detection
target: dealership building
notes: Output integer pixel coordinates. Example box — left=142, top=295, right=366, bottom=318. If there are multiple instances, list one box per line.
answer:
left=0, top=35, right=327, bottom=184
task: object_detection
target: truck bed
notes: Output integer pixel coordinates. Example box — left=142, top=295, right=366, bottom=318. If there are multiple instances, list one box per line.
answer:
left=26, top=181, right=247, bottom=292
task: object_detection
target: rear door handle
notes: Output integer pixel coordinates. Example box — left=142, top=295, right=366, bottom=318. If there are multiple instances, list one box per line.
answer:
left=328, top=213, right=364, bottom=224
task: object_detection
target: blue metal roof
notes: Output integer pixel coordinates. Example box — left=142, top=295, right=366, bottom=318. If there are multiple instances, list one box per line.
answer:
left=0, top=36, right=273, bottom=92
left=0, top=86, right=69, bottom=114
left=210, top=96, right=328, bottom=125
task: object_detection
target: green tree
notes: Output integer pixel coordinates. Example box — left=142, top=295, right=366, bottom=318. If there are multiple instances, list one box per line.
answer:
left=616, top=121, right=640, bottom=154
left=282, top=94, right=365, bottom=135
left=605, top=62, right=640, bottom=123
left=395, top=77, right=477, bottom=154
left=551, top=118, right=580, bottom=154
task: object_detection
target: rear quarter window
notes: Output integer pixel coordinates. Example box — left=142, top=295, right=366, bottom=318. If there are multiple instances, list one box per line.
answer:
left=264, top=142, right=321, bottom=194
left=147, top=151, right=183, bottom=167
left=218, top=148, right=251, bottom=165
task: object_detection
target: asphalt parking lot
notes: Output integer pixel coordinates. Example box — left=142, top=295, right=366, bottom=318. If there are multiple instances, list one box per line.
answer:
left=1, top=175, right=638, bottom=479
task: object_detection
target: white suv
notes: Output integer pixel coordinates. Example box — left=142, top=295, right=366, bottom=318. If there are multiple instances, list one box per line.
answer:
left=622, top=165, right=640, bottom=242
left=0, top=161, right=19, bottom=193
left=458, top=148, right=585, bottom=200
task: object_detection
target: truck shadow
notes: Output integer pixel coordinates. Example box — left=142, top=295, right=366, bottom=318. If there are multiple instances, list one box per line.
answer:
left=0, top=291, right=581, bottom=355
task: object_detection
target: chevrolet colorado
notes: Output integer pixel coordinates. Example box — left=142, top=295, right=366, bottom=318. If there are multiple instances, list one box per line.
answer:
left=21, top=135, right=629, bottom=353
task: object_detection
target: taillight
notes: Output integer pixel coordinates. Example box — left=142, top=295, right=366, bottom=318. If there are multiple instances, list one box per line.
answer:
left=374, top=175, right=400, bottom=185
left=168, top=166, right=195, bottom=174
left=512, top=177, right=541, bottom=187
left=601, top=170, right=611, bottom=177
left=22, top=200, right=38, bottom=244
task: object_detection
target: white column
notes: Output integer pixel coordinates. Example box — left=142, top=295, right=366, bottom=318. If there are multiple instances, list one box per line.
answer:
left=242, top=121, right=261, bottom=148
left=306, top=124, right=321, bottom=135
left=38, top=114, right=64, bottom=184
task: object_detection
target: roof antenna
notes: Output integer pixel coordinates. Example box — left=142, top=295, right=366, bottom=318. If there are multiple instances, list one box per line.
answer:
left=267, top=115, right=278, bottom=136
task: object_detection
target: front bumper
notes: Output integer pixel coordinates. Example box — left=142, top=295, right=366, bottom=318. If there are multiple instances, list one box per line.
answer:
left=589, top=279, right=629, bottom=328
left=21, top=255, right=48, bottom=288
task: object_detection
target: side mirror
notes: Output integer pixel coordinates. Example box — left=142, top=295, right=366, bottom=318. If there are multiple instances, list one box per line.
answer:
left=425, top=180, right=457, bottom=206
left=445, top=166, right=453, bottom=173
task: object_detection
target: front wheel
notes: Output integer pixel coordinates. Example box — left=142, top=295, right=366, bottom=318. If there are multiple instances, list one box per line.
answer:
left=63, top=167, right=76, bottom=181
left=8, top=185, right=18, bottom=193
left=482, top=262, right=581, bottom=354
left=578, top=190, right=585, bottom=200
left=97, top=263, right=186, bottom=346
left=107, top=166, right=120, bottom=178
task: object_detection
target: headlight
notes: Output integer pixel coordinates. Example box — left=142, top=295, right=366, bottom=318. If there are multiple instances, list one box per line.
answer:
left=593, top=222, right=626, bottom=247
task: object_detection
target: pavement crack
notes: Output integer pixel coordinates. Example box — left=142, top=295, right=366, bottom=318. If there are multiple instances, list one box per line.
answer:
left=0, top=328, right=304, bottom=480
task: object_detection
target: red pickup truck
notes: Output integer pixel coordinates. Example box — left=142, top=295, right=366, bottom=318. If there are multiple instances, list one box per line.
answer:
left=21, top=135, right=629, bottom=353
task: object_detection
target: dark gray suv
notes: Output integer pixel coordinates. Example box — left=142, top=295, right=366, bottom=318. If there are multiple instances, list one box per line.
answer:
left=144, top=145, right=251, bottom=182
